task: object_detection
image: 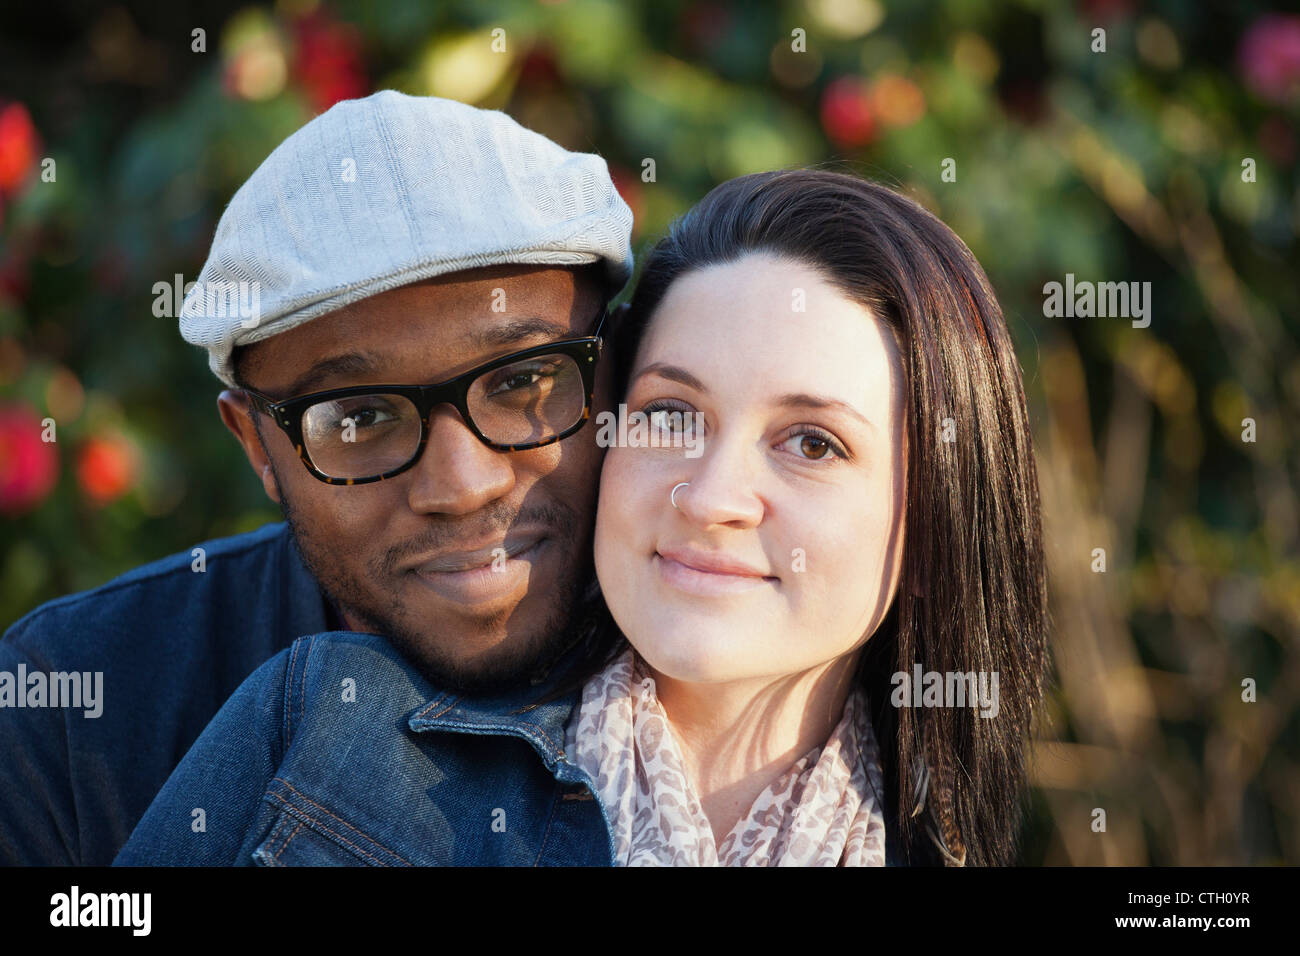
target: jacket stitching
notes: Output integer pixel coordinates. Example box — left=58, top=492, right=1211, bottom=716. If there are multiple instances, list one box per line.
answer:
left=413, top=713, right=565, bottom=761
left=262, top=813, right=290, bottom=859
left=265, top=792, right=404, bottom=867
left=527, top=725, right=561, bottom=755
left=298, top=637, right=314, bottom=733
left=418, top=696, right=457, bottom=720
left=273, top=822, right=305, bottom=862
left=269, top=778, right=413, bottom=866
left=272, top=814, right=301, bottom=857
left=532, top=785, right=565, bottom=867
left=283, top=638, right=302, bottom=750
left=265, top=811, right=293, bottom=851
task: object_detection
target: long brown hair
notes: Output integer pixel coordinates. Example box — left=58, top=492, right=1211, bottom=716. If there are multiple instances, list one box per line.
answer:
left=603, top=169, right=1050, bottom=866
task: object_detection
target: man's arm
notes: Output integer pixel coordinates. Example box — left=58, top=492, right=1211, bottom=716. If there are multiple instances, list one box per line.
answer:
left=0, top=638, right=80, bottom=864
left=113, top=646, right=292, bottom=866
left=0, top=523, right=325, bottom=865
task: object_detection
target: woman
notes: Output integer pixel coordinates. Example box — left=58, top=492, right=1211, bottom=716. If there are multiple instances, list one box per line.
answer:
left=115, top=169, right=1047, bottom=867
left=566, top=168, right=1048, bottom=866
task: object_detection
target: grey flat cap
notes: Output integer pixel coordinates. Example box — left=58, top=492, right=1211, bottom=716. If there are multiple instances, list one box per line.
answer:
left=179, top=90, right=634, bottom=387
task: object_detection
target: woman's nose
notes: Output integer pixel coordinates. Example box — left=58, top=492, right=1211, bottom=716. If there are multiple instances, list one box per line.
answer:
left=672, top=433, right=765, bottom=529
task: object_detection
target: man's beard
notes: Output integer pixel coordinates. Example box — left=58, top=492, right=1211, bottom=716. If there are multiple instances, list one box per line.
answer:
left=268, top=460, right=591, bottom=695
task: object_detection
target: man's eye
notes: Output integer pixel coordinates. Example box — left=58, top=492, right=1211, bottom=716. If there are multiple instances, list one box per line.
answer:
left=341, top=407, right=391, bottom=428
left=485, top=362, right=561, bottom=396
left=327, top=401, right=401, bottom=431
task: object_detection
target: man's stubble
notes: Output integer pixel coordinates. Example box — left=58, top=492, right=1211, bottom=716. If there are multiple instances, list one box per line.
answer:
left=261, top=436, right=593, bottom=695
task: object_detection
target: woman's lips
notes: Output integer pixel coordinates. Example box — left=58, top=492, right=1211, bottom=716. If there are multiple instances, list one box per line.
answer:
left=654, top=551, right=779, bottom=597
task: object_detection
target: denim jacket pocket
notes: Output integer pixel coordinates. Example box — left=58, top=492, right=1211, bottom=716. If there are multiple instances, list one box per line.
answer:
left=251, top=778, right=413, bottom=867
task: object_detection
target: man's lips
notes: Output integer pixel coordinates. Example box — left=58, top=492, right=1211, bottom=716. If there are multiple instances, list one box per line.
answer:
left=407, top=534, right=551, bottom=606
left=405, top=530, right=549, bottom=574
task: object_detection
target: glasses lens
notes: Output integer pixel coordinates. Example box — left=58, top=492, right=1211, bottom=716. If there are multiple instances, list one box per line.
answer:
left=301, top=393, right=421, bottom=479
left=467, top=352, right=587, bottom=445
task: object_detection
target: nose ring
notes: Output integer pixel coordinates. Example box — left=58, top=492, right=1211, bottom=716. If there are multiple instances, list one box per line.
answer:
left=671, top=481, right=689, bottom=510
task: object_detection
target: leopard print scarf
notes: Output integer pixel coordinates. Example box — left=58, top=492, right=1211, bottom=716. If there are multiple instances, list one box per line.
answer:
left=565, top=647, right=888, bottom=866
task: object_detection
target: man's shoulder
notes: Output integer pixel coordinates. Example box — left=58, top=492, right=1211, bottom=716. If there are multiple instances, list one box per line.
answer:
left=3, top=522, right=302, bottom=663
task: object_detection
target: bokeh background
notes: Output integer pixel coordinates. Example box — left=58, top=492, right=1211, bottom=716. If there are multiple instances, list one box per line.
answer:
left=1, top=0, right=1297, bottom=865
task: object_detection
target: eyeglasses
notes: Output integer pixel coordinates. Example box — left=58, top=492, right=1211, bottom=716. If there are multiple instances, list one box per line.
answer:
left=241, top=308, right=607, bottom=485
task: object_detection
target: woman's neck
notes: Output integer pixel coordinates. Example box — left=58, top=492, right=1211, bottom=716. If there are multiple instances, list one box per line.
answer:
left=646, top=651, right=863, bottom=847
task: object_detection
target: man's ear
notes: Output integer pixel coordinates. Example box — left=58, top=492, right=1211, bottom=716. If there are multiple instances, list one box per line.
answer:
left=217, top=390, right=282, bottom=504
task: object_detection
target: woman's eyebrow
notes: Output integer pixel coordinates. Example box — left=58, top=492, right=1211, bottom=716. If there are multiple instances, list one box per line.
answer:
left=635, top=364, right=877, bottom=434
left=774, top=392, right=876, bottom=432
left=634, top=362, right=708, bottom=392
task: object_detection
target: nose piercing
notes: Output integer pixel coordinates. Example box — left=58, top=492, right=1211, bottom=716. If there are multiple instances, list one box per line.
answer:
left=671, top=481, right=689, bottom=510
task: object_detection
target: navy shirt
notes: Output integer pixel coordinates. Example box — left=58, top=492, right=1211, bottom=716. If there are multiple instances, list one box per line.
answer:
left=0, top=522, right=333, bottom=865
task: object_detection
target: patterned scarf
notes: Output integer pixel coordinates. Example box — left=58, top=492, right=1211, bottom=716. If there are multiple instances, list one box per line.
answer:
left=565, top=647, right=888, bottom=866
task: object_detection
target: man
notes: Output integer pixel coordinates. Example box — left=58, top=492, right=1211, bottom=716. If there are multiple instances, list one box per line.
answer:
left=0, top=91, right=633, bottom=865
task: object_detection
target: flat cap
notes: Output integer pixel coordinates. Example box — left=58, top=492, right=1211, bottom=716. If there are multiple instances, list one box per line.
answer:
left=179, top=90, right=634, bottom=387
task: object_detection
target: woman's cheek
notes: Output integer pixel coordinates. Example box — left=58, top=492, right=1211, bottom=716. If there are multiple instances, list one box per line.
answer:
left=797, top=505, right=880, bottom=603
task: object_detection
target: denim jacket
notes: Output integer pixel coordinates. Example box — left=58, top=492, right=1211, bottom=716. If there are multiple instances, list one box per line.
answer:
left=115, top=630, right=917, bottom=866
left=0, top=522, right=330, bottom=865
left=115, top=631, right=613, bottom=865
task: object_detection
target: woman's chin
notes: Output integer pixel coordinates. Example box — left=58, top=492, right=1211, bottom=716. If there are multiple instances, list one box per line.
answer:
left=624, top=630, right=760, bottom=686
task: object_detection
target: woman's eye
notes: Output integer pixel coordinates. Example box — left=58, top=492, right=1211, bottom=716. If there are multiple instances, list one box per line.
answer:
left=778, top=428, right=846, bottom=462
left=642, top=400, right=700, bottom=435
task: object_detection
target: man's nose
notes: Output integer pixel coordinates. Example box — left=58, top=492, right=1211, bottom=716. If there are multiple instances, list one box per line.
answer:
left=404, top=404, right=516, bottom=516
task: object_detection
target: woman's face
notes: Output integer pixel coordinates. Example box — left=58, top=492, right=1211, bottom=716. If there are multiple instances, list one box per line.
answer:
left=594, top=252, right=909, bottom=685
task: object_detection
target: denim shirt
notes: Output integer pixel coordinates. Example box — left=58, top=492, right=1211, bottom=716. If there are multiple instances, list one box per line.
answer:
left=115, top=629, right=916, bottom=867
left=0, top=522, right=330, bottom=865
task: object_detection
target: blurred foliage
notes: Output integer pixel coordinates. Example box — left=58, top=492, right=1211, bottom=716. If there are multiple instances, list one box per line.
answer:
left=1, top=0, right=1297, bottom=864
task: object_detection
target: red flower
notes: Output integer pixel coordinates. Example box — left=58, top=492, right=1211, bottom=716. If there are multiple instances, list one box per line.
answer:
left=0, top=243, right=31, bottom=304
left=0, top=403, right=57, bottom=516
left=291, top=9, right=367, bottom=112
left=1079, top=0, right=1136, bottom=23
left=76, top=434, right=136, bottom=506
left=0, top=102, right=40, bottom=196
left=1239, top=15, right=1300, bottom=104
left=519, top=45, right=560, bottom=86
left=820, top=76, right=876, bottom=149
